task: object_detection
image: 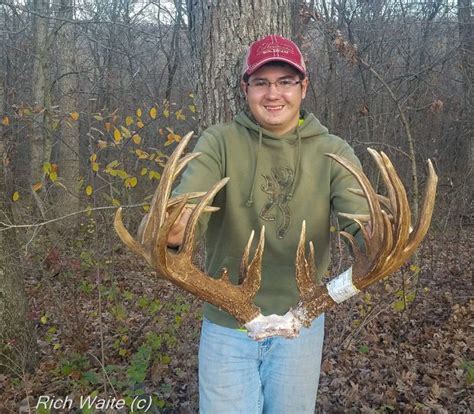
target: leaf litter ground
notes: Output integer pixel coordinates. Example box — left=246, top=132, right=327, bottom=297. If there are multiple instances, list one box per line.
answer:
left=0, top=231, right=472, bottom=413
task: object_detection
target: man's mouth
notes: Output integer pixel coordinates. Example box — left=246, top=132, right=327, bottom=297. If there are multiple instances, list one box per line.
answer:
left=264, top=105, right=284, bottom=112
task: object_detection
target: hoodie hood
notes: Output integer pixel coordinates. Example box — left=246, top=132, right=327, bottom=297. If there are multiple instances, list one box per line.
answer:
left=234, top=109, right=329, bottom=140
left=235, top=110, right=330, bottom=207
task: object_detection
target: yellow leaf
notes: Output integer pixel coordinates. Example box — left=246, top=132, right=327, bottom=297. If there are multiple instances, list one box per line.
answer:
left=137, top=120, right=144, bottom=129
left=132, top=134, right=141, bottom=145
left=163, top=108, right=170, bottom=118
left=149, top=170, right=161, bottom=180
left=40, top=315, right=48, bottom=324
left=92, top=162, right=100, bottom=172
left=120, top=126, right=131, bottom=138
left=135, top=149, right=149, bottom=159
left=49, top=171, right=58, bottom=182
left=2, top=116, right=10, bottom=126
left=136, top=108, right=142, bottom=118
left=140, top=167, right=148, bottom=176
left=127, top=177, right=138, bottom=188
left=70, top=112, right=79, bottom=121
left=32, top=182, right=43, bottom=192
left=43, top=162, right=52, bottom=174
left=329, top=226, right=336, bottom=232
left=166, top=133, right=181, bottom=145
left=188, top=105, right=196, bottom=113
left=107, top=160, right=120, bottom=169
left=143, top=204, right=150, bottom=212
left=117, top=170, right=129, bottom=179
left=149, top=107, right=157, bottom=119
left=112, top=198, right=121, bottom=207
left=12, top=191, right=20, bottom=201
left=85, top=185, right=93, bottom=196
left=85, top=205, right=93, bottom=216
left=175, top=109, right=185, bottom=121
left=97, top=140, right=108, bottom=149
left=125, top=116, right=134, bottom=126
left=93, top=114, right=103, bottom=121
left=90, top=153, right=97, bottom=162
left=113, top=128, right=122, bottom=142
left=189, top=93, right=194, bottom=98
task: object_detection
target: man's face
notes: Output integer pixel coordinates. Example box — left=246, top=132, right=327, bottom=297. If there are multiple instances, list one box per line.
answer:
left=241, top=64, right=308, bottom=136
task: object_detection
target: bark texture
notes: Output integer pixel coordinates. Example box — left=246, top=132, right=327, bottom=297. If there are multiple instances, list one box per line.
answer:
left=0, top=82, right=37, bottom=375
left=187, top=0, right=292, bottom=130
left=31, top=0, right=52, bottom=186
left=458, top=0, right=473, bottom=171
left=57, top=0, right=80, bottom=218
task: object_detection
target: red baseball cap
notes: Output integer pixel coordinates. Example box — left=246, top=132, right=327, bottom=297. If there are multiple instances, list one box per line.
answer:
left=242, top=34, right=307, bottom=78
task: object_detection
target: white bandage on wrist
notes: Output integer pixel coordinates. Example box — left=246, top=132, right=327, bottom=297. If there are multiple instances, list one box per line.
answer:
left=326, top=266, right=360, bottom=303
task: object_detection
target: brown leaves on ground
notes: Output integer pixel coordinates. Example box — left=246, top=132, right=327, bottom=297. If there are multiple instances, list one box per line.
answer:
left=0, top=231, right=472, bottom=413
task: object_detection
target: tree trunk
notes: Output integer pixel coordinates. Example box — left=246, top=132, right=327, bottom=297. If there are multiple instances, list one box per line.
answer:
left=0, top=68, right=37, bottom=375
left=31, top=0, right=52, bottom=188
left=458, top=0, right=473, bottom=173
left=56, top=0, right=80, bottom=220
left=187, top=0, right=292, bottom=129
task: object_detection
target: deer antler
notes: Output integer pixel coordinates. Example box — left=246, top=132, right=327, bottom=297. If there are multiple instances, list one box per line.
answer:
left=246, top=149, right=437, bottom=340
left=114, top=132, right=265, bottom=325
left=282, top=149, right=438, bottom=333
left=115, top=134, right=437, bottom=341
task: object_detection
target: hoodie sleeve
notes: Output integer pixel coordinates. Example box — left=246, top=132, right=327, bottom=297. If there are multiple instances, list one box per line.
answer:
left=172, top=131, right=224, bottom=238
left=329, top=142, right=370, bottom=251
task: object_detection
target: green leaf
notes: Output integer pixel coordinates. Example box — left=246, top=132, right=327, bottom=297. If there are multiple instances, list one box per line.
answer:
left=358, top=344, right=369, bottom=354
left=393, top=300, right=405, bottom=312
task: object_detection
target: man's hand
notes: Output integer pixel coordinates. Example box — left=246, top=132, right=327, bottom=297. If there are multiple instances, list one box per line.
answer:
left=167, top=207, right=193, bottom=247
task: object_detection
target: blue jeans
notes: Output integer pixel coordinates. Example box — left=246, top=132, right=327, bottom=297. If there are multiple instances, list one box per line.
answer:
left=198, top=314, right=325, bottom=413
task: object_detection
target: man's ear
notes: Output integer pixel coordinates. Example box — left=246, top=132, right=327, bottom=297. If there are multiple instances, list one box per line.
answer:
left=301, top=78, right=309, bottom=100
left=240, top=80, right=248, bottom=100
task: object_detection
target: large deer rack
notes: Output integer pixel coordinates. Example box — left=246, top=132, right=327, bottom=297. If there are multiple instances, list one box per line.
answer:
left=115, top=132, right=438, bottom=340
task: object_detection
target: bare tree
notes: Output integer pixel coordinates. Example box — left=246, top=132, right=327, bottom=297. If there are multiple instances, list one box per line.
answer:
left=187, top=0, right=293, bottom=129
left=56, top=0, right=80, bottom=218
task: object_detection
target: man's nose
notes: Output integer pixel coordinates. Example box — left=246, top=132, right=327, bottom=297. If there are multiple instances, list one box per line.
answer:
left=265, top=82, right=280, bottom=97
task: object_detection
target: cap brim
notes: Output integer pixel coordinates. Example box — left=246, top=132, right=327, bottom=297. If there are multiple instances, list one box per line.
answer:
left=245, top=56, right=306, bottom=77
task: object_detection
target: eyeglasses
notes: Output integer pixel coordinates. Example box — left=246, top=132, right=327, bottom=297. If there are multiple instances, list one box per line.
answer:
left=246, top=78, right=302, bottom=91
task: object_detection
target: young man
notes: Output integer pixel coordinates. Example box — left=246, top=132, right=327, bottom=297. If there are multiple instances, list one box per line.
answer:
left=169, top=34, right=367, bottom=413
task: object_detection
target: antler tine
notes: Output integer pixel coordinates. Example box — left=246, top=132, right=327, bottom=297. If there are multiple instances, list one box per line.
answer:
left=239, top=230, right=254, bottom=283
left=368, top=149, right=399, bottom=218
left=175, top=152, right=202, bottom=180
left=154, top=131, right=195, bottom=228
left=114, top=208, right=149, bottom=261
left=326, top=153, right=384, bottom=258
left=295, top=221, right=318, bottom=299
left=376, top=151, right=412, bottom=256
left=140, top=132, right=195, bottom=246
left=347, top=188, right=394, bottom=215
left=406, top=160, right=438, bottom=250
left=180, top=177, right=230, bottom=255
left=240, top=226, right=265, bottom=297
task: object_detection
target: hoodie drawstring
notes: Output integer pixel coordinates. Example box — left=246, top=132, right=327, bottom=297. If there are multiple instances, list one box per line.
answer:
left=287, top=128, right=301, bottom=202
left=246, top=128, right=263, bottom=206
left=246, top=126, right=302, bottom=207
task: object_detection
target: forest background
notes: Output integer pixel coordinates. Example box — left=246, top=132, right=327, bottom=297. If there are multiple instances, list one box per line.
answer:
left=0, top=0, right=472, bottom=412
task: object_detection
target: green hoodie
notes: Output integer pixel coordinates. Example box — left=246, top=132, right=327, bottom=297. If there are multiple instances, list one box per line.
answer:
left=174, top=110, right=368, bottom=328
